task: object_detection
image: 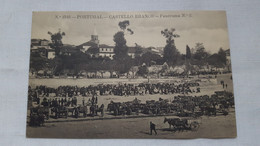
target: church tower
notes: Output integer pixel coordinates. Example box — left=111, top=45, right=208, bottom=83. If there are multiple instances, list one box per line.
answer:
left=91, top=26, right=99, bottom=45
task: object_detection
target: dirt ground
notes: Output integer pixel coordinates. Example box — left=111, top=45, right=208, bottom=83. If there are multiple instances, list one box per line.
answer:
left=26, top=109, right=236, bottom=139
left=26, top=74, right=236, bottom=139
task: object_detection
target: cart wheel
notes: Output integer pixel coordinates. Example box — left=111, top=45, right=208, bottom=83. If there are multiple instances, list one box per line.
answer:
left=190, top=121, right=200, bottom=131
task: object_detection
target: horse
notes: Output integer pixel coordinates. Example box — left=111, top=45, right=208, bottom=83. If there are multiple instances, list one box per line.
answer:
left=204, top=106, right=216, bottom=116
left=75, top=105, right=88, bottom=118
left=90, top=104, right=98, bottom=116
left=163, top=117, right=188, bottom=131
left=30, top=106, right=49, bottom=120
left=96, top=104, right=105, bottom=117
left=52, top=106, right=68, bottom=119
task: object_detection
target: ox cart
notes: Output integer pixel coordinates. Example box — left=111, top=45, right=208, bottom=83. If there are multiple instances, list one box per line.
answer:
left=29, top=106, right=49, bottom=126
left=51, top=106, right=68, bottom=119
left=30, top=106, right=49, bottom=120
left=74, top=105, right=88, bottom=118
left=164, top=117, right=200, bottom=131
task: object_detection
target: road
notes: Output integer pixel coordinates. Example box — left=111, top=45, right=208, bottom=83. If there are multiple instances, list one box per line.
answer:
left=27, top=109, right=236, bottom=139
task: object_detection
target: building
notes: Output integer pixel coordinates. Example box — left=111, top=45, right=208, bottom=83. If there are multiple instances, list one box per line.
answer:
left=128, top=47, right=136, bottom=58
left=78, top=27, right=99, bottom=53
left=78, top=28, right=116, bottom=59
left=31, top=39, right=50, bottom=50
left=31, top=39, right=55, bottom=59
left=146, top=47, right=163, bottom=56
left=98, top=44, right=115, bottom=59
left=91, top=28, right=99, bottom=44
left=46, top=49, right=55, bottom=59
left=79, top=41, right=98, bottom=53
left=78, top=28, right=163, bottom=59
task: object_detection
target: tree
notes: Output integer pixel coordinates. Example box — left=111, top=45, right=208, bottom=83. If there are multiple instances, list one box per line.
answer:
left=138, top=52, right=162, bottom=66
left=134, top=43, right=143, bottom=57
left=113, top=56, right=133, bottom=75
left=48, top=29, right=65, bottom=56
left=113, top=31, right=128, bottom=59
left=161, top=28, right=180, bottom=66
left=207, top=48, right=227, bottom=68
left=137, top=65, right=149, bottom=77
left=193, top=43, right=209, bottom=61
left=184, top=45, right=192, bottom=76
left=29, top=52, right=48, bottom=73
left=218, top=48, right=227, bottom=65
left=112, top=20, right=134, bottom=75
left=113, top=20, right=134, bottom=60
left=186, top=45, right=191, bottom=59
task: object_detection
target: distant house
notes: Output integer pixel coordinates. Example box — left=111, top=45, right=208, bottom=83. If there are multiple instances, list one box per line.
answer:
left=31, top=39, right=50, bottom=50
left=78, top=41, right=98, bottom=53
left=31, top=39, right=56, bottom=59
left=46, top=49, right=55, bottom=59
left=128, top=47, right=137, bottom=58
left=98, top=44, right=115, bottom=59
left=78, top=28, right=115, bottom=59
left=78, top=27, right=99, bottom=53
left=79, top=42, right=114, bottom=59
left=147, top=47, right=160, bottom=53
left=128, top=46, right=163, bottom=58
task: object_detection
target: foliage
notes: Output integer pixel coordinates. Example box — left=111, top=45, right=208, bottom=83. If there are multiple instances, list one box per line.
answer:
left=207, top=48, right=227, bottom=68
left=193, top=43, right=209, bottom=61
left=137, top=65, right=149, bottom=77
left=113, top=31, right=128, bottom=59
left=29, top=52, right=48, bottom=72
left=113, top=20, right=134, bottom=74
left=186, top=45, right=191, bottom=59
left=113, top=56, right=134, bottom=74
left=161, top=28, right=180, bottom=66
left=135, top=52, right=163, bottom=66
left=48, top=30, right=65, bottom=56
left=30, top=23, right=231, bottom=78
left=217, top=48, right=227, bottom=65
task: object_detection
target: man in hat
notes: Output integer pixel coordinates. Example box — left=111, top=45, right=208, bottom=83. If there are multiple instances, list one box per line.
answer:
left=150, top=121, right=157, bottom=135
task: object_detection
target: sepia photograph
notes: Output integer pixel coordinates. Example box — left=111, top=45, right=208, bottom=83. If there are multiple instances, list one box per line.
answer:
left=26, top=11, right=236, bottom=139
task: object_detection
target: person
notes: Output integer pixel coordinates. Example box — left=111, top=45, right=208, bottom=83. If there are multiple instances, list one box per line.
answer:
left=41, top=97, right=48, bottom=107
left=95, top=96, right=98, bottom=104
left=91, top=95, right=95, bottom=105
left=82, top=98, right=85, bottom=106
left=150, top=121, right=157, bottom=135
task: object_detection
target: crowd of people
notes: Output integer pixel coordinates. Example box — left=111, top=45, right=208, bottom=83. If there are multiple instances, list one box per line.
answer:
left=28, top=82, right=200, bottom=99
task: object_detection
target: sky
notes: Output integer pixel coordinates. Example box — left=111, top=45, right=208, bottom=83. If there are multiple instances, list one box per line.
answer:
left=31, top=11, right=230, bottom=54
